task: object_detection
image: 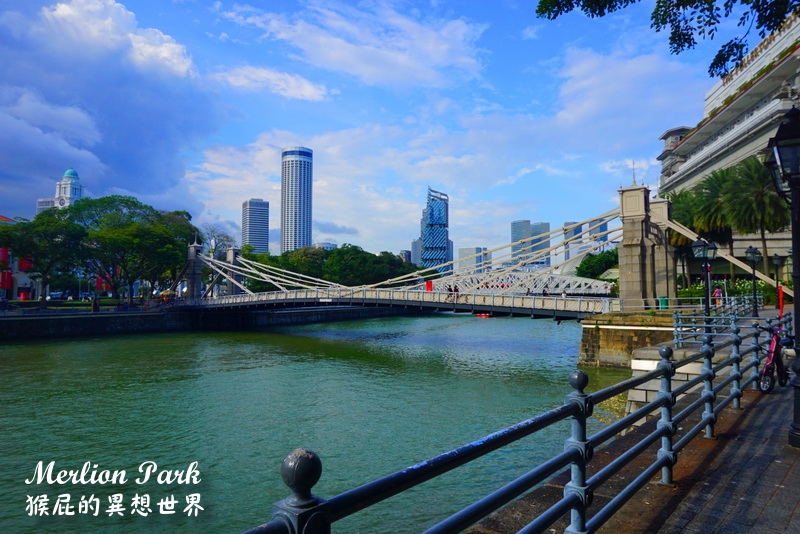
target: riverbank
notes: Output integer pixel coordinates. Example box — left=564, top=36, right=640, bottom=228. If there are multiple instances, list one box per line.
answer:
left=0, top=306, right=420, bottom=342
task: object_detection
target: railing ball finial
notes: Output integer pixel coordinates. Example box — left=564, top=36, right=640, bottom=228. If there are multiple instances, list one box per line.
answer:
left=281, top=448, right=322, bottom=507
left=658, top=346, right=673, bottom=361
left=569, top=369, right=589, bottom=394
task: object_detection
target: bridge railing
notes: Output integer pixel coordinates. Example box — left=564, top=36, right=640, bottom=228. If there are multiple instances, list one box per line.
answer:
left=184, top=288, right=619, bottom=315
left=242, top=314, right=792, bottom=534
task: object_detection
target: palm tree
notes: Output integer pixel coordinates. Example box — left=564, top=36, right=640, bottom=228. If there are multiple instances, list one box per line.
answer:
left=661, top=189, right=698, bottom=288
left=723, top=157, right=790, bottom=273
left=694, top=168, right=735, bottom=276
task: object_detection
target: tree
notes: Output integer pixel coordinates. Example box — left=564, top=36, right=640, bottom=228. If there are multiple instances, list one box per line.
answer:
left=535, top=1, right=800, bottom=76
left=0, top=210, right=85, bottom=300
left=67, top=196, right=196, bottom=304
left=723, top=156, right=790, bottom=272
left=694, top=168, right=735, bottom=276
left=660, top=189, right=698, bottom=288
left=575, top=249, right=618, bottom=279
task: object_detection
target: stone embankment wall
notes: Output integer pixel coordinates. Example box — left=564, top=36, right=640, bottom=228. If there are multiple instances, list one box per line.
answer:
left=0, top=306, right=416, bottom=342
left=579, top=312, right=674, bottom=367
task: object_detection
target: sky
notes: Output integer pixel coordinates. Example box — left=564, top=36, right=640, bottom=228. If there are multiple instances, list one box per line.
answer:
left=0, top=0, right=754, bottom=255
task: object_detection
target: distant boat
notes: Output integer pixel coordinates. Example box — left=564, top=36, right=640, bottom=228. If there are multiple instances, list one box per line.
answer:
left=475, top=313, right=491, bottom=318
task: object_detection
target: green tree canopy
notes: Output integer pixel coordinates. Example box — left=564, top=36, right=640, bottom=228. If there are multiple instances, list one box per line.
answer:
left=0, top=209, right=85, bottom=298
left=575, top=248, right=618, bottom=279
left=535, top=1, right=800, bottom=76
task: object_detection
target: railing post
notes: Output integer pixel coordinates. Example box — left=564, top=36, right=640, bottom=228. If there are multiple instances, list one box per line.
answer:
left=729, top=326, right=743, bottom=409
left=564, top=370, right=593, bottom=534
left=701, top=334, right=717, bottom=439
left=673, top=311, right=683, bottom=348
left=750, top=321, right=762, bottom=390
left=656, top=346, right=676, bottom=485
left=269, top=448, right=330, bottom=534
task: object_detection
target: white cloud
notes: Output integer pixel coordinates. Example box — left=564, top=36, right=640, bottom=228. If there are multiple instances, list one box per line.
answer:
left=521, top=25, right=539, bottom=40
left=222, top=2, right=486, bottom=89
left=40, top=0, right=195, bottom=77
left=212, top=66, right=328, bottom=100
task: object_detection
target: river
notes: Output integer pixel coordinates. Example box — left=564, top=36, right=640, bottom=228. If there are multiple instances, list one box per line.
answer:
left=0, top=313, right=630, bottom=533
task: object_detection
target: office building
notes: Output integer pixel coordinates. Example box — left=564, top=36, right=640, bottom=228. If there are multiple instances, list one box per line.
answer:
left=242, top=198, right=270, bottom=254
left=530, top=222, right=551, bottom=266
left=563, top=221, right=582, bottom=260
left=37, top=168, right=85, bottom=214
left=418, top=187, right=452, bottom=272
left=511, top=220, right=532, bottom=264
left=281, top=146, right=313, bottom=253
left=458, top=247, right=491, bottom=273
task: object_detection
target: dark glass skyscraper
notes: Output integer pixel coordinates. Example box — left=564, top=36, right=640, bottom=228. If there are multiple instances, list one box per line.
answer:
left=281, top=146, right=313, bottom=253
left=419, top=187, right=452, bottom=272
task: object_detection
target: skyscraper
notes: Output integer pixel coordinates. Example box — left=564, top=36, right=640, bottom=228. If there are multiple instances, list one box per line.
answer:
left=563, top=221, right=582, bottom=260
left=281, top=146, right=313, bottom=253
left=530, top=222, right=551, bottom=266
left=511, top=220, right=532, bottom=264
left=418, top=187, right=452, bottom=272
left=242, top=198, right=270, bottom=254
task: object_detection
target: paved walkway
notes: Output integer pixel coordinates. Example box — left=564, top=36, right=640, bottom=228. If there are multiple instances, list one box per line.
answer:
left=470, top=382, right=800, bottom=534
left=598, top=386, right=800, bottom=534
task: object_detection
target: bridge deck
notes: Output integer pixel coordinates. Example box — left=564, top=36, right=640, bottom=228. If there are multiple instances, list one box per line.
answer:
left=183, top=288, right=620, bottom=320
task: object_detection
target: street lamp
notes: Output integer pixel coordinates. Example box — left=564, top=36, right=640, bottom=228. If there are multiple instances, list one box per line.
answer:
left=692, top=238, right=717, bottom=327
left=745, top=245, right=762, bottom=317
left=772, top=253, right=785, bottom=308
left=764, top=106, right=800, bottom=447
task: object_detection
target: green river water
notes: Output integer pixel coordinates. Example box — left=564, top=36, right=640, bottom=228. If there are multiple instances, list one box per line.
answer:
left=0, top=313, right=630, bottom=533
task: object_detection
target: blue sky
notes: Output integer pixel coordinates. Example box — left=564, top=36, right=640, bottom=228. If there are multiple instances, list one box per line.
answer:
left=0, top=0, right=748, bottom=255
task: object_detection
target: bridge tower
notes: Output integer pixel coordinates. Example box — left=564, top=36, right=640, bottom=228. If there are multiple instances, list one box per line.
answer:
left=618, top=184, right=677, bottom=309
left=226, top=247, right=243, bottom=296
left=186, top=241, right=204, bottom=299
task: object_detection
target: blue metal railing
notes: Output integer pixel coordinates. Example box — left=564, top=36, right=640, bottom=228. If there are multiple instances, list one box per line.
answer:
left=243, top=313, right=792, bottom=534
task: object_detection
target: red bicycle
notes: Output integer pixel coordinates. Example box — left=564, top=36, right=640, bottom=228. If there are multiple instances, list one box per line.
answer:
left=757, top=324, right=791, bottom=393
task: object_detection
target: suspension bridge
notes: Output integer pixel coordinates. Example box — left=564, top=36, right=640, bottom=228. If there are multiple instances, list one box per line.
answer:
left=172, top=183, right=793, bottom=320
left=174, top=210, right=623, bottom=320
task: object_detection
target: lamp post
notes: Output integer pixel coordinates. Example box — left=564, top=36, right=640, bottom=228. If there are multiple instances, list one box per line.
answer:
left=692, top=238, right=717, bottom=330
left=745, top=245, right=762, bottom=317
left=772, top=253, right=785, bottom=308
left=764, top=106, right=800, bottom=447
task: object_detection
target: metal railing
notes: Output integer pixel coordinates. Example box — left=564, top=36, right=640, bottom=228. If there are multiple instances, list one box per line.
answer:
left=242, top=313, right=793, bottom=534
left=672, top=295, right=764, bottom=347
left=184, top=288, right=620, bottom=317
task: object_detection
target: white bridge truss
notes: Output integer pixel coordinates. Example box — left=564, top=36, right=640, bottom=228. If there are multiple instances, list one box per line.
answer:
left=186, top=210, right=623, bottom=315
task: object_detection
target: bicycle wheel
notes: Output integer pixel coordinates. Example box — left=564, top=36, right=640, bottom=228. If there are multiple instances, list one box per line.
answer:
left=759, top=372, right=775, bottom=393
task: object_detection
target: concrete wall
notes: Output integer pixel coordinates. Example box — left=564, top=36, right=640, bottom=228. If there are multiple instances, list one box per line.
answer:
left=0, top=307, right=420, bottom=342
left=579, top=312, right=674, bottom=367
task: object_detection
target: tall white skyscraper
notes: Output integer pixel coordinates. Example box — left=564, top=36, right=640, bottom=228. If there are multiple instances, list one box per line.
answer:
left=242, top=198, right=269, bottom=254
left=281, top=146, right=313, bottom=253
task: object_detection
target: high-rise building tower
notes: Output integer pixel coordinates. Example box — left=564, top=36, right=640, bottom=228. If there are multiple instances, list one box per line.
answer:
left=281, top=146, right=313, bottom=253
left=419, top=187, right=452, bottom=272
left=36, top=168, right=85, bottom=214
left=530, top=222, right=551, bottom=266
left=242, top=198, right=270, bottom=254
left=563, top=221, right=582, bottom=260
left=511, top=220, right=532, bottom=264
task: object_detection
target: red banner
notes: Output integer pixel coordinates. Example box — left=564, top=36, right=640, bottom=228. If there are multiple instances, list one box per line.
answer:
left=0, top=270, right=12, bottom=289
left=779, top=283, right=785, bottom=318
left=18, top=257, right=32, bottom=271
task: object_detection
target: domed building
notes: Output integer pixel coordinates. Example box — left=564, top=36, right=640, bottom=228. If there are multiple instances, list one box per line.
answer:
left=36, top=168, right=85, bottom=214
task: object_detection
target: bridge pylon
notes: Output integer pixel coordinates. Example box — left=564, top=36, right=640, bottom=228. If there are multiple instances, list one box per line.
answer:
left=186, top=241, right=204, bottom=299
left=618, top=183, right=677, bottom=310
